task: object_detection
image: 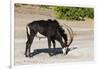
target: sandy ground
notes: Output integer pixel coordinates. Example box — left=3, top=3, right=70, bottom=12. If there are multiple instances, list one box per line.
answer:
left=14, top=6, right=94, bottom=65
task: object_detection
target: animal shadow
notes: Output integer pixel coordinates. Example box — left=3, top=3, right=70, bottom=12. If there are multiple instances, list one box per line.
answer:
left=30, top=47, right=77, bottom=57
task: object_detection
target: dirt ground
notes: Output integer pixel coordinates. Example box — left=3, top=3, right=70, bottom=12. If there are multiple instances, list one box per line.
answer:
left=14, top=5, right=94, bottom=65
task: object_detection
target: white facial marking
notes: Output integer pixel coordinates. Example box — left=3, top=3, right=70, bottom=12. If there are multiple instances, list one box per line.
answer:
left=62, top=47, right=67, bottom=55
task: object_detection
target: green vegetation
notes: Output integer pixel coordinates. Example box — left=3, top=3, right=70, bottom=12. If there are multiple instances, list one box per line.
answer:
left=53, top=6, right=94, bottom=20
left=40, top=5, right=50, bottom=9
left=15, top=3, right=94, bottom=21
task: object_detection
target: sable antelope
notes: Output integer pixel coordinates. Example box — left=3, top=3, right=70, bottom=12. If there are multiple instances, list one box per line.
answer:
left=24, top=19, right=73, bottom=57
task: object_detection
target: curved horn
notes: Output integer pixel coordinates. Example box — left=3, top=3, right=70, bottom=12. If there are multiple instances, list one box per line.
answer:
left=63, top=24, right=74, bottom=47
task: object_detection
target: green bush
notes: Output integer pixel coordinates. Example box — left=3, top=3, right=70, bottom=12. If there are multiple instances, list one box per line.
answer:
left=53, top=6, right=94, bottom=20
